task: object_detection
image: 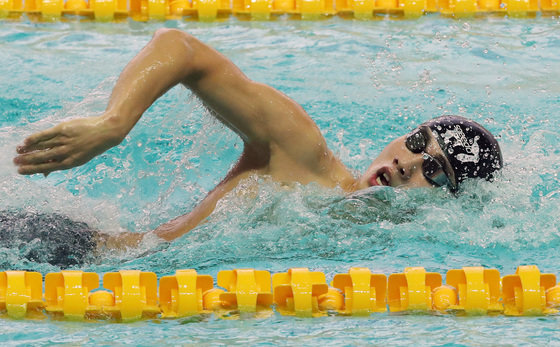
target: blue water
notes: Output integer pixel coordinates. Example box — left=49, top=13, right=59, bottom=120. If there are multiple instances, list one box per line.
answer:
left=1, top=16, right=560, bottom=345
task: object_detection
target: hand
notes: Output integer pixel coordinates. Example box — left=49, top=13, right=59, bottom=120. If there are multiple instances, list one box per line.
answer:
left=96, top=231, right=145, bottom=251
left=152, top=213, right=195, bottom=242
left=14, top=116, right=123, bottom=176
left=152, top=220, right=183, bottom=242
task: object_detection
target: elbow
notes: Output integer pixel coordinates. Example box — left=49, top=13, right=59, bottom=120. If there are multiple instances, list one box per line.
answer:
left=152, top=27, right=191, bottom=43
left=152, top=28, right=196, bottom=51
left=151, top=28, right=197, bottom=72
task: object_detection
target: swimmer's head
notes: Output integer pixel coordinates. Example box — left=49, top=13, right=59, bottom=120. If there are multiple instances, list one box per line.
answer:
left=421, top=115, right=503, bottom=191
left=358, top=115, right=503, bottom=192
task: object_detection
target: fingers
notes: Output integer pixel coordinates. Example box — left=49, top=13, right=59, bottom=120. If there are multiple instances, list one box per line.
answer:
left=16, top=138, right=65, bottom=154
left=14, top=145, right=69, bottom=165
left=16, top=159, right=72, bottom=176
left=14, top=146, right=73, bottom=175
left=17, top=127, right=60, bottom=154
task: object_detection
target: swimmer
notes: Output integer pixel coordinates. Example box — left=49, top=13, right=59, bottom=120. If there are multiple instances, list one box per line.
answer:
left=13, top=29, right=503, bottom=249
left=0, top=210, right=97, bottom=268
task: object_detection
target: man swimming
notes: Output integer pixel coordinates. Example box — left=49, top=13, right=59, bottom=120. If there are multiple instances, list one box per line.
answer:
left=13, top=29, right=503, bottom=248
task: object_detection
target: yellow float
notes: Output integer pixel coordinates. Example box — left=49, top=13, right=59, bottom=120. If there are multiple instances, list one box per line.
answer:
left=0, top=0, right=558, bottom=20
left=1, top=265, right=560, bottom=321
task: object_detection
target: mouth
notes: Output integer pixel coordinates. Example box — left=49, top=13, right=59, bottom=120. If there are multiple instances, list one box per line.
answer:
left=369, top=168, right=391, bottom=187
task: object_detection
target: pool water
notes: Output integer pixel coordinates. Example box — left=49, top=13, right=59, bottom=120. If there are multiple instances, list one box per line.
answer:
left=1, top=16, right=560, bottom=345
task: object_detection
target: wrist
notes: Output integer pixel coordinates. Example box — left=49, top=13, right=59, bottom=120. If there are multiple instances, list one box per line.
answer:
left=99, top=112, right=129, bottom=145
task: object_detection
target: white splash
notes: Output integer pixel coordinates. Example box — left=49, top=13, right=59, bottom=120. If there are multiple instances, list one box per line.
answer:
left=442, top=125, right=480, bottom=163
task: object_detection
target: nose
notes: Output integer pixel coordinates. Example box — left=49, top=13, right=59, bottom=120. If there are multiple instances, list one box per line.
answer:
left=393, top=154, right=423, bottom=180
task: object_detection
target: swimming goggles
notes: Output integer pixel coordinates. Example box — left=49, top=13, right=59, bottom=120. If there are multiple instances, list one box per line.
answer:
left=405, top=126, right=457, bottom=191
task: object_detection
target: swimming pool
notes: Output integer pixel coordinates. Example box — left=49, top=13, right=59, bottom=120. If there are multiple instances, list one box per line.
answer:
left=1, top=16, right=560, bottom=344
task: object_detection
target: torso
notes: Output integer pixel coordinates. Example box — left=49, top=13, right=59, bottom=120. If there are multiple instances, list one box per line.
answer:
left=178, top=142, right=357, bottom=236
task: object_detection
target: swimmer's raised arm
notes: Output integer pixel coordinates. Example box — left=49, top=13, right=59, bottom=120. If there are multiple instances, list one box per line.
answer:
left=14, top=28, right=353, bottom=244
left=14, top=28, right=326, bottom=177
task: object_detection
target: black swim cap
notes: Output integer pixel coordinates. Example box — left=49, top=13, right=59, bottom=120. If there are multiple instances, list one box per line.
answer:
left=0, top=210, right=97, bottom=268
left=421, top=115, right=503, bottom=191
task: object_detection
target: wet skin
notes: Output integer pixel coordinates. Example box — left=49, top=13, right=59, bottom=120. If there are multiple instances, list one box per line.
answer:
left=358, top=130, right=455, bottom=191
left=13, top=28, right=453, bottom=245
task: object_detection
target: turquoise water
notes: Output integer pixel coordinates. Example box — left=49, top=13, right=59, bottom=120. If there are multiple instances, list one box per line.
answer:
left=1, top=16, right=560, bottom=345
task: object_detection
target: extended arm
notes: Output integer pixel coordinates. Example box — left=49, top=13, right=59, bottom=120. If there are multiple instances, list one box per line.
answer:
left=14, top=29, right=321, bottom=175
left=14, top=29, right=338, bottom=243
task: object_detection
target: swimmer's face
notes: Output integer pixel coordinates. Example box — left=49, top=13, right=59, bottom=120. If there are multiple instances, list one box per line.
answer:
left=357, top=127, right=456, bottom=190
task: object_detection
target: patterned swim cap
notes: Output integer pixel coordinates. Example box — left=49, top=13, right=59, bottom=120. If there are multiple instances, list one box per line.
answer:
left=421, top=115, right=503, bottom=191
